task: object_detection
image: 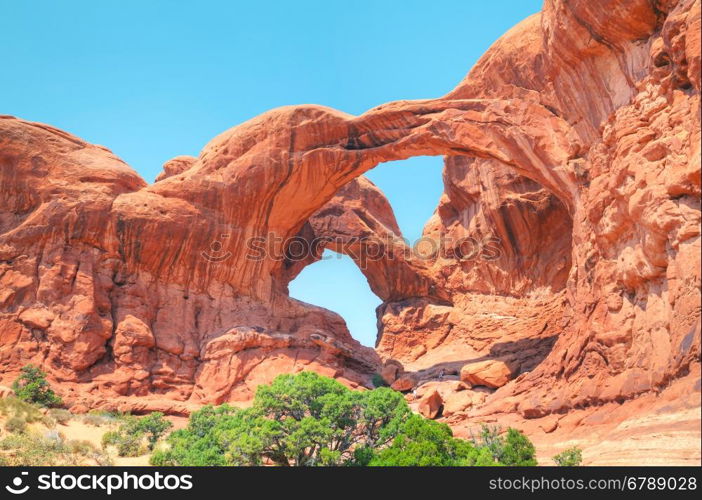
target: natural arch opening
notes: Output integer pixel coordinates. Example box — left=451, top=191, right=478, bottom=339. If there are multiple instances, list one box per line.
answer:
left=287, top=156, right=445, bottom=346
left=364, top=155, right=445, bottom=243
left=285, top=148, right=574, bottom=355
left=263, top=99, right=577, bottom=380
left=289, top=250, right=382, bottom=347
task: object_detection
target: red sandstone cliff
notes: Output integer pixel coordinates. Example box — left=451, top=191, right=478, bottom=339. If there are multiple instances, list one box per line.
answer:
left=1, top=0, right=700, bottom=464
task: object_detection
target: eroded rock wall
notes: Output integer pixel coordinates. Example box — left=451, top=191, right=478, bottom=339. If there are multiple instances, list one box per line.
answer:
left=375, top=0, right=700, bottom=414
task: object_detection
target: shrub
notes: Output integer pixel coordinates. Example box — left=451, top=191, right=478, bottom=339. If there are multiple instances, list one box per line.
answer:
left=0, top=396, right=44, bottom=423
left=67, top=439, right=96, bottom=455
left=101, top=413, right=172, bottom=457
left=151, top=371, right=540, bottom=466
left=135, top=412, right=172, bottom=450
left=115, top=433, right=148, bottom=457
left=553, top=446, right=583, bottom=466
left=0, top=434, right=66, bottom=465
left=0, top=432, right=111, bottom=466
left=101, top=429, right=146, bottom=457
left=500, top=428, right=538, bottom=466
left=82, top=414, right=108, bottom=426
left=472, top=423, right=502, bottom=459
left=368, top=415, right=494, bottom=466
left=43, top=430, right=62, bottom=442
left=5, top=416, right=27, bottom=434
left=93, top=452, right=114, bottom=466
left=470, top=424, right=538, bottom=466
left=48, top=409, right=72, bottom=426
left=11, top=365, right=62, bottom=408
left=151, top=406, right=238, bottom=466
left=101, top=430, right=119, bottom=447
left=0, top=434, right=25, bottom=450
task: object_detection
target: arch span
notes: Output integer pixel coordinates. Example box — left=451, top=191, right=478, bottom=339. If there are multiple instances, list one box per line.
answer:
left=119, top=97, right=581, bottom=301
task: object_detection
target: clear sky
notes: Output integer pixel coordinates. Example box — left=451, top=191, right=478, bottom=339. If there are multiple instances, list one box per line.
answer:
left=1, top=0, right=542, bottom=346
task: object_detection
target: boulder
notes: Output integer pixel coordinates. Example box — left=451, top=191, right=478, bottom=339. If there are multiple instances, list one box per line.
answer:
left=538, top=415, right=559, bottom=434
left=391, top=374, right=417, bottom=392
left=69, top=404, right=89, bottom=415
left=418, top=389, right=443, bottom=419
left=380, top=359, right=404, bottom=384
left=460, top=359, right=516, bottom=389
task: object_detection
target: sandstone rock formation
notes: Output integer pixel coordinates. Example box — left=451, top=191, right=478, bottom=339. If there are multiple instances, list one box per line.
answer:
left=1, top=0, right=700, bottom=464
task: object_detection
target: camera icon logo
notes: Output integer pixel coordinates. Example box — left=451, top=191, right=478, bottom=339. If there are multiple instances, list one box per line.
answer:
left=201, top=234, right=232, bottom=263
left=5, top=471, right=30, bottom=494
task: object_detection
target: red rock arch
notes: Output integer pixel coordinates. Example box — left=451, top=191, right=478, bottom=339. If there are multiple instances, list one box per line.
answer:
left=112, top=98, right=580, bottom=304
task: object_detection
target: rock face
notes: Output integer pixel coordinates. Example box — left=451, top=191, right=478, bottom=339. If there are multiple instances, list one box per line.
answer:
left=0, top=0, right=700, bottom=464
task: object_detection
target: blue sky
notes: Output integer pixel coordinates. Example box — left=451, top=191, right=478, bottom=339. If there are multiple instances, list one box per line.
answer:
left=1, top=0, right=541, bottom=346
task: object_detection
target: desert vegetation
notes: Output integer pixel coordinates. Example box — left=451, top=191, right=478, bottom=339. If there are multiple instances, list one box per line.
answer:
left=0, top=367, right=553, bottom=466
left=552, top=446, right=583, bottom=466
left=0, top=366, right=176, bottom=465
left=11, top=364, right=62, bottom=408
left=151, top=372, right=538, bottom=466
left=0, top=396, right=113, bottom=466
left=0, top=398, right=175, bottom=466
left=102, top=412, right=173, bottom=457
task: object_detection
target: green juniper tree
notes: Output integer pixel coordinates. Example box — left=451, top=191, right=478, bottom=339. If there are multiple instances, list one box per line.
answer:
left=151, top=372, right=539, bottom=467
left=12, top=365, right=62, bottom=408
